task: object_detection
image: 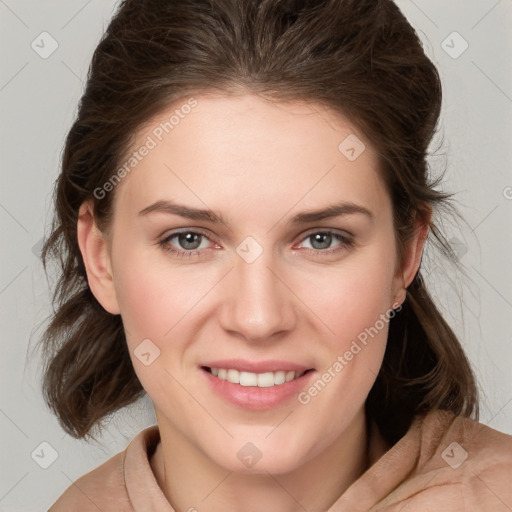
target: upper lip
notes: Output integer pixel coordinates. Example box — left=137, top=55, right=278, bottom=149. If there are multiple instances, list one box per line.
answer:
left=201, top=359, right=313, bottom=373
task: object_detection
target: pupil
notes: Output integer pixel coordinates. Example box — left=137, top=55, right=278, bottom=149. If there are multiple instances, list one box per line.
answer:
left=179, top=233, right=201, bottom=250
left=312, top=233, right=331, bottom=250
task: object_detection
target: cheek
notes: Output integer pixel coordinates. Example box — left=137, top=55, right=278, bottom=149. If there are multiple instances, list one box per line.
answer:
left=111, top=245, right=220, bottom=367
left=111, top=254, right=192, bottom=405
left=304, top=249, right=396, bottom=349
left=295, top=243, right=396, bottom=406
left=110, top=242, right=183, bottom=357
left=258, top=250, right=397, bottom=466
left=114, top=268, right=169, bottom=338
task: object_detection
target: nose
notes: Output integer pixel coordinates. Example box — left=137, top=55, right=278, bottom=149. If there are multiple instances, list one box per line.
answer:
left=219, top=249, right=297, bottom=343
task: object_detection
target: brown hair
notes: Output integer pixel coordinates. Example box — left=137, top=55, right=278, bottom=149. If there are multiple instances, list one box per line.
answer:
left=38, top=0, right=478, bottom=443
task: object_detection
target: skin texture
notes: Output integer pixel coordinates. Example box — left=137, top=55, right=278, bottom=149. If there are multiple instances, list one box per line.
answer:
left=77, top=93, right=429, bottom=511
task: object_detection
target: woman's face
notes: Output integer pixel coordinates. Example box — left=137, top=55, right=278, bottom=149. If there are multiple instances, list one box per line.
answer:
left=82, top=93, right=420, bottom=474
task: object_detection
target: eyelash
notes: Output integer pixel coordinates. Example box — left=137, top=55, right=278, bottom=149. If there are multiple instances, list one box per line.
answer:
left=157, top=229, right=355, bottom=259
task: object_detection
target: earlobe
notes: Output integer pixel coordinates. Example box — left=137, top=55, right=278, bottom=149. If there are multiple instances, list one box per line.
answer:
left=76, top=200, right=120, bottom=315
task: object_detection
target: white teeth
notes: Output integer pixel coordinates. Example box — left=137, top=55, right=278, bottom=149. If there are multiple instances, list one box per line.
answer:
left=274, top=371, right=286, bottom=385
left=257, top=372, right=275, bottom=388
left=208, top=367, right=307, bottom=387
left=239, top=371, right=257, bottom=386
left=227, top=369, right=239, bottom=383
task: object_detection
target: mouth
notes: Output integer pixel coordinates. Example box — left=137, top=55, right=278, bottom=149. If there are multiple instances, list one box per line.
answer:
left=199, top=359, right=316, bottom=409
left=201, top=366, right=314, bottom=388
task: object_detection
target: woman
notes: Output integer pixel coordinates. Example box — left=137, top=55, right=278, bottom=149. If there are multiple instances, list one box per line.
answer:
left=41, top=0, right=512, bottom=510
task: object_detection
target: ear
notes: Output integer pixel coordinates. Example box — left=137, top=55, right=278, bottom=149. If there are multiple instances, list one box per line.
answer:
left=77, top=200, right=120, bottom=315
left=391, top=207, right=431, bottom=308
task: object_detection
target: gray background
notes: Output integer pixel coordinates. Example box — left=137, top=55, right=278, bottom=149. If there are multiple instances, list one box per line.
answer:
left=1, top=1, right=511, bottom=510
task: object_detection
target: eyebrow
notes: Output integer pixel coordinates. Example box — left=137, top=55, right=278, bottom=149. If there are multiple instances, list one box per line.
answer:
left=137, top=199, right=374, bottom=226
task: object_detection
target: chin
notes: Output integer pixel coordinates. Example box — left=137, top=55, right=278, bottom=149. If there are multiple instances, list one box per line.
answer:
left=204, top=434, right=314, bottom=476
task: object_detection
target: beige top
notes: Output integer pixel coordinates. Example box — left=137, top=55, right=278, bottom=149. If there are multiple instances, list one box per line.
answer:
left=48, top=409, right=512, bottom=511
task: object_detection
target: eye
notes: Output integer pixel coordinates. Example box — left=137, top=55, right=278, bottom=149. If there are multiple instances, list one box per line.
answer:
left=296, top=231, right=354, bottom=256
left=158, top=229, right=216, bottom=258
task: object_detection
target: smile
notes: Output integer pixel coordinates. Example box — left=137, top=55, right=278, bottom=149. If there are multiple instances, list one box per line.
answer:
left=200, top=359, right=316, bottom=409
left=204, top=367, right=309, bottom=387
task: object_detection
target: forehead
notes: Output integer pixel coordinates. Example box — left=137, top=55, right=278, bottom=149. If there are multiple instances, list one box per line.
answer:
left=112, top=93, right=390, bottom=227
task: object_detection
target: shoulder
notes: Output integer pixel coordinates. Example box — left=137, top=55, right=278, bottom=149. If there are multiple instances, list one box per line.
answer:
left=48, top=450, right=131, bottom=512
left=47, top=425, right=160, bottom=512
left=387, top=409, right=512, bottom=511
left=416, top=409, right=512, bottom=475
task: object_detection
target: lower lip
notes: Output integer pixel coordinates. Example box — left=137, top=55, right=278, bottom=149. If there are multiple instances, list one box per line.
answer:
left=201, top=368, right=315, bottom=410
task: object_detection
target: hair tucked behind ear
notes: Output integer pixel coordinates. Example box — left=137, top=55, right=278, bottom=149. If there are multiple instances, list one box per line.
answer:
left=38, top=0, right=478, bottom=442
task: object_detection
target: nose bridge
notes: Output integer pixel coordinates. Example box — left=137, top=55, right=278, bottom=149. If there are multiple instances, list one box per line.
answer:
left=221, top=244, right=296, bottom=341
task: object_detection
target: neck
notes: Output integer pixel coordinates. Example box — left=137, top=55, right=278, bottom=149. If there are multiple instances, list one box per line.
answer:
left=150, top=408, right=370, bottom=512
